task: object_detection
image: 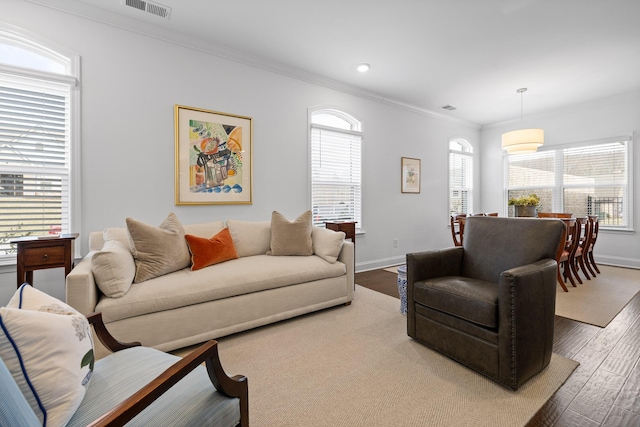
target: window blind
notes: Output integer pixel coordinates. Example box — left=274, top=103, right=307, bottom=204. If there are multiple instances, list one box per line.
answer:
left=0, top=75, right=71, bottom=256
left=449, top=150, right=473, bottom=215
left=310, top=125, right=362, bottom=227
left=506, top=138, right=631, bottom=229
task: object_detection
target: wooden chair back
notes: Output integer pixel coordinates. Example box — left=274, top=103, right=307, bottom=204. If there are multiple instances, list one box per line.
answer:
left=450, top=214, right=467, bottom=246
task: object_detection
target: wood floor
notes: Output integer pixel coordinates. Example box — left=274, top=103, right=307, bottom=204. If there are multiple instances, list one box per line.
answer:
left=355, top=268, right=640, bottom=427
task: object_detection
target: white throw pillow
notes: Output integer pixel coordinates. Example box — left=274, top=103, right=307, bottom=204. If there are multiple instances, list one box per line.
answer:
left=92, top=240, right=135, bottom=298
left=227, top=220, right=271, bottom=257
left=0, top=284, right=94, bottom=427
left=312, top=227, right=346, bottom=263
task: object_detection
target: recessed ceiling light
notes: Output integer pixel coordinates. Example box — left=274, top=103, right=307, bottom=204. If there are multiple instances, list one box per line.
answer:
left=441, top=105, right=457, bottom=111
left=357, top=63, right=370, bottom=73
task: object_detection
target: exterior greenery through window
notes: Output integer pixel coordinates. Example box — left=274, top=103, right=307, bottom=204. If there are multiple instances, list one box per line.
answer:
left=0, top=28, right=79, bottom=261
left=310, top=108, right=362, bottom=229
left=449, top=138, right=473, bottom=215
left=505, top=136, right=632, bottom=229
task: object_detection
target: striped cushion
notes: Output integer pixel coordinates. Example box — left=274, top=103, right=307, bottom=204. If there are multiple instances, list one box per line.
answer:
left=67, top=346, right=240, bottom=426
left=0, top=357, right=40, bottom=427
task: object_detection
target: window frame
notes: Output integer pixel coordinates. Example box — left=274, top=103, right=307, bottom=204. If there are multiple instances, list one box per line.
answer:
left=504, top=135, right=633, bottom=231
left=448, top=137, right=474, bottom=216
left=0, top=24, right=81, bottom=264
left=308, top=106, right=363, bottom=231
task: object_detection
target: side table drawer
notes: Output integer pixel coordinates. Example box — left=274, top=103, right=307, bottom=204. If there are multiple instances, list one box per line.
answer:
left=23, top=246, right=66, bottom=267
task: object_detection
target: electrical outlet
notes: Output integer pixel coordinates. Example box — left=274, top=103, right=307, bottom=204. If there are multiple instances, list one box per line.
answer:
left=393, top=238, right=398, bottom=248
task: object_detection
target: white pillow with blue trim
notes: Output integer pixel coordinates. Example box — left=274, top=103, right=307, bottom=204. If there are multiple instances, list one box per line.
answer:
left=0, top=284, right=94, bottom=427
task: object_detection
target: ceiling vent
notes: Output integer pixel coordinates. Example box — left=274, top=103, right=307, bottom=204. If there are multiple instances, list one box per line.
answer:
left=123, top=0, right=172, bottom=20
left=441, top=105, right=457, bottom=111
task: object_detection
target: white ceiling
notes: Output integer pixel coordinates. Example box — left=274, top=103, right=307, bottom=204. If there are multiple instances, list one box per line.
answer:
left=40, top=0, right=640, bottom=126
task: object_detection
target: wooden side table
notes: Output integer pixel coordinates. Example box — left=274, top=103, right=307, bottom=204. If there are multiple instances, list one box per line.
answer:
left=11, top=233, right=79, bottom=289
left=325, top=222, right=357, bottom=290
left=325, top=221, right=356, bottom=244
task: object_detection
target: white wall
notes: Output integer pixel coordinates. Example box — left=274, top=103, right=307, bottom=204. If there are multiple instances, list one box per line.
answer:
left=480, top=90, right=640, bottom=269
left=0, top=0, right=480, bottom=304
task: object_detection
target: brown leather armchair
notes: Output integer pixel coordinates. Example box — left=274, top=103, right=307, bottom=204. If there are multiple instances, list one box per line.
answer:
left=407, top=216, right=564, bottom=390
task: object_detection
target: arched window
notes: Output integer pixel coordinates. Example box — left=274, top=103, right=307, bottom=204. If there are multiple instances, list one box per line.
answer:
left=309, top=108, right=362, bottom=228
left=0, top=26, right=80, bottom=261
left=449, top=138, right=473, bottom=215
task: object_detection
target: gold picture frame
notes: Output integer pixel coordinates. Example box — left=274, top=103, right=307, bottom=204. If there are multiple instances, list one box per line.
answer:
left=401, top=157, right=421, bottom=193
left=174, top=105, right=253, bottom=205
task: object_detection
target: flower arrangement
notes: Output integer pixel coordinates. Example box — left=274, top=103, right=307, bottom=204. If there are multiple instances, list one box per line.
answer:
left=508, top=194, right=540, bottom=207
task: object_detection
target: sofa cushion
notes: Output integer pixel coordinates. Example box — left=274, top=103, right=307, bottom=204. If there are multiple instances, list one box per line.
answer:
left=185, top=228, right=239, bottom=271
left=96, top=255, right=347, bottom=323
left=183, top=221, right=225, bottom=238
left=414, top=276, right=499, bottom=329
left=226, top=220, right=271, bottom=257
left=126, top=212, right=191, bottom=283
left=0, top=285, right=94, bottom=427
left=312, top=227, right=345, bottom=263
left=92, top=240, right=135, bottom=298
left=268, top=210, right=313, bottom=256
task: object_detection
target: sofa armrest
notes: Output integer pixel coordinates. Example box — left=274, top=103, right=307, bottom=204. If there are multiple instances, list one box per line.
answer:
left=66, top=252, right=99, bottom=315
left=337, top=240, right=355, bottom=298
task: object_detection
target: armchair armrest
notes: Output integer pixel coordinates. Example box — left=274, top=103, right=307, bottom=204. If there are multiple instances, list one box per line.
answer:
left=85, top=312, right=249, bottom=427
left=406, top=247, right=464, bottom=284
left=497, top=258, right=558, bottom=389
left=87, top=312, right=141, bottom=352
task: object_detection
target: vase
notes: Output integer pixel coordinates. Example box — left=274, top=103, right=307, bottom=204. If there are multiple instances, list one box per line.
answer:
left=514, top=205, right=537, bottom=217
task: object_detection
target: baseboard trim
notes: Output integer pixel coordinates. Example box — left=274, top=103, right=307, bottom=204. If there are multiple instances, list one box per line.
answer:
left=356, top=256, right=405, bottom=273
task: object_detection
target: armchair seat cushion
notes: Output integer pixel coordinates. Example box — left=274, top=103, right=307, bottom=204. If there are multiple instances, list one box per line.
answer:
left=67, top=347, right=240, bottom=427
left=414, top=276, right=499, bottom=329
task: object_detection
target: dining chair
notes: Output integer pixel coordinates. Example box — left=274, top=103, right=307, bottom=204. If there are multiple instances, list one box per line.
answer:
left=585, top=215, right=601, bottom=274
left=538, top=212, right=573, bottom=218
left=557, top=218, right=578, bottom=291
left=572, top=217, right=592, bottom=282
left=450, top=214, right=467, bottom=246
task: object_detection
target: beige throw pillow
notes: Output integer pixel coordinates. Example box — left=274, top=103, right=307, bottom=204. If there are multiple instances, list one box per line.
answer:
left=91, top=240, right=135, bottom=298
left=126, top=212, right=191, bottom=283
left=312, top=227, right=345, bottom=263
left=268, top=210, right=313, bottom=256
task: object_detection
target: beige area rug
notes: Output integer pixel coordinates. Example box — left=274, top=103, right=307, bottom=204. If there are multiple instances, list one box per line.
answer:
left=203, top=285, right=578, bottom=427
left=555, top=264, right=640, bottom=327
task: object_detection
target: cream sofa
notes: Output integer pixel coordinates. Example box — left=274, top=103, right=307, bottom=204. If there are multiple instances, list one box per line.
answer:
left=66, top=217, right=354, bottom=356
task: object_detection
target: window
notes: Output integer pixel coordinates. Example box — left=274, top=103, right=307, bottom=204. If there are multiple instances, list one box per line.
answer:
left=505, top=136, right=632, bottom=230
left=449, top=138, right=473, bottom=215
left=0, top=27, right=79, bottom=261
left=310, top=108, right=362, bottom=228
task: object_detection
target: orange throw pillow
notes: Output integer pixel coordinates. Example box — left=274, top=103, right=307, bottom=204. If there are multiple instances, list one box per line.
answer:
left=185, top=228, right=239, bottom=270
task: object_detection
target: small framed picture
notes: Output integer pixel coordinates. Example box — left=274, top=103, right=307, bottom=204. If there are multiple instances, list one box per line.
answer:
left=174, top=105, right=253, bottom=205
left=401, top=157, right=421, bottom=193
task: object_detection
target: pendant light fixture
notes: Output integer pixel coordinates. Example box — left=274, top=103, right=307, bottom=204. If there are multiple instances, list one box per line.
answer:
left=501, top=88, right=544, bottom=154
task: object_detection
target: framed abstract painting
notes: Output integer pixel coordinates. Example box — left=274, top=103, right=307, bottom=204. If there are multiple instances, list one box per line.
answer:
left=174, top=105, right=253, bottom=205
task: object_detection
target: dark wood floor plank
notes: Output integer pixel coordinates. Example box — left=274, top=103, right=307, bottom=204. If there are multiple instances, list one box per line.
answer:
left=613, top=362, right=640, bottom=414
left=554, top=409, right=600, bottom=427
left=568, top=369, right=628, bottom=423
left=602, top=405, right=640, bottom=427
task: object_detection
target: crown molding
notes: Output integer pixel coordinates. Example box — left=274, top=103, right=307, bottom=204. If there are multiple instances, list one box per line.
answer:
left=24, top=0, right=479, bottom=129
left=481, top=89, right=640, bottom=131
